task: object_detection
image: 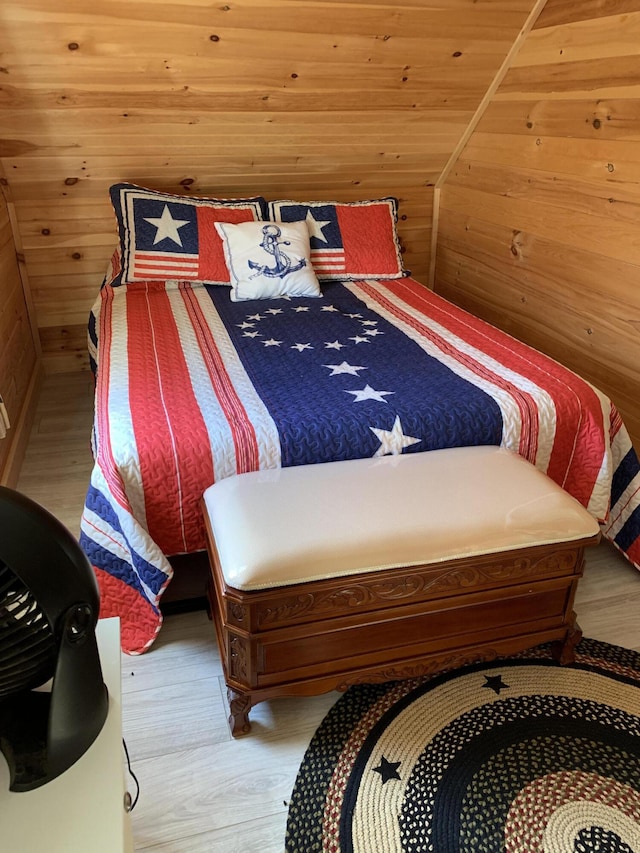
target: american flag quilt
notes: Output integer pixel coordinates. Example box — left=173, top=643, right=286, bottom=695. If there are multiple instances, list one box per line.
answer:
left=81, top=277, right=640, bottom=654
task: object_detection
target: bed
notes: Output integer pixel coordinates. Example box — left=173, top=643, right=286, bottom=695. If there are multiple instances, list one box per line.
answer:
left=80, top=185, right=640, bottom=654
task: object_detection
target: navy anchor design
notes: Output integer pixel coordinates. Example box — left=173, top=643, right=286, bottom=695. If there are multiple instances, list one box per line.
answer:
left=248, top=224, right=307, bottom=279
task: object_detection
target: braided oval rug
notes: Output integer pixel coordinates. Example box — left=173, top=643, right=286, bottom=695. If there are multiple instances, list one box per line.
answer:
left=285, top=639, right=640, bottom=853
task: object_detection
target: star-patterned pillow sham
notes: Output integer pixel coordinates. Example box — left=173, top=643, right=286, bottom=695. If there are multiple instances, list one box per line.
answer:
left=109, top=183, right=267, bottom=285
left=215, top=220, right=321, bottom=302
left=267, top=198, right=407, bottom=281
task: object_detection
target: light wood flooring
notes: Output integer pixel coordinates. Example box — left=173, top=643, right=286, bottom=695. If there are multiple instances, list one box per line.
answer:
left=15, top=371, right=640, bottom=852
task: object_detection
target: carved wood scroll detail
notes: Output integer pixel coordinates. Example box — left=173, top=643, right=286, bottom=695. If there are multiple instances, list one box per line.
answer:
left=226, top=688, right=252, bottom=737
left=228, top=632, right=249, bottom=681
left=336, top=647, right=501, bottom=691
left=256, top=550, right=577, bottom=628
left=227, top=602, right=247, bottom=627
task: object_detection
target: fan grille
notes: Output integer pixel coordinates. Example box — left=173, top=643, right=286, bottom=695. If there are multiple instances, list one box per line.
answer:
left=0, top=560, right=55, bottom=697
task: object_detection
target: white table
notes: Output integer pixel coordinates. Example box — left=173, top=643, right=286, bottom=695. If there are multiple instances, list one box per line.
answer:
left=0, top=617, right=134, bottom=852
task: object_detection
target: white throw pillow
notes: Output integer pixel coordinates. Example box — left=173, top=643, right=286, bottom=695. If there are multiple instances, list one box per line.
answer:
left=215, top=220, right=321, bottom=301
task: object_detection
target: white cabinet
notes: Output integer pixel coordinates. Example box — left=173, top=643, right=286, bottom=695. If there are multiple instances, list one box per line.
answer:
left=0, top=617, right=134, bottom=852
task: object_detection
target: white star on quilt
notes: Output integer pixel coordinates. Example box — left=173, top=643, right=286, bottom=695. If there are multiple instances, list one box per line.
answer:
left=291, top=343, right=313, bottom=352
left=323, top=362, right=367, bottom=376
left=365, top=328, right=384, bottom=337
left=243, top=331, right=261, bottom=338
left=293, top=306, right=310, bottom=312
left=349, top=335, right=371, bottom=344
left=370, top=416, right=421, bottom=456
left=346, top=313, right=363, bottom=319
left=305, top=210, right=331, bottom=242
left=247, top=313, right=264, bottom=322
left=321, top=305, right=339, bottom=312
left=360, top=320, right=378, bottom=326
left=346, top=385, right=394, bottom=403
left=144, top=205, right=190, bottom=246
left=325, top=340, right=345, bottom=350
left=276, top=294, right=292, bottom=300
left=237, top=322, right=255, bottom=329
left=262, top=338, right=282, bottom=347
left=265, top=308, right=284, bottom=315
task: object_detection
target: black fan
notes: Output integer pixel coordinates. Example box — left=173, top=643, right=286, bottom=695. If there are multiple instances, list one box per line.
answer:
left=0, top=486, right=108, bottom=791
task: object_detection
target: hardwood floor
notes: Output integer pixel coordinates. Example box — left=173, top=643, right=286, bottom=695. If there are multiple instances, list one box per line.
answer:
left=15, top=371, right=640, bottom=852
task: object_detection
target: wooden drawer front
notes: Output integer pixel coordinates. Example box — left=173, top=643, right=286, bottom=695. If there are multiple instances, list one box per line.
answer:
left=249, top=545, right=584, bottom=632
left=257, top=580, right=573, bottom=685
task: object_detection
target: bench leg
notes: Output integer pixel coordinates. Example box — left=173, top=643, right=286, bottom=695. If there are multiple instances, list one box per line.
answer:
left=551, top=622, right=583, bottom=665
left=227, top=688, right=253, bottom=737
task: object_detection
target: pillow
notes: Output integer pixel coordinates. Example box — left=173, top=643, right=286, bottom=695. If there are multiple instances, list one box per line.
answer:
left=109, top=183, right=267, bottom=285
left=267, top=198, right=406, bottom=280
left=215, top=220, right=321, bottom=302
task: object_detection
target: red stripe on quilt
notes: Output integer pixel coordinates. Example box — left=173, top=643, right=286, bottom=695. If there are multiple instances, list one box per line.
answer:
left=126, top=284, right=214, bottom=555
left=624, top=537, right=640, bottom=566
left=380, top=279, right=606, bottom=507
left=610, top=406, right=623, bottom=440
left=95, top=567, right=162, bottom=654
left=180, top=284, right=260, bottom=475
left=96, top=286, right=131, bottom=511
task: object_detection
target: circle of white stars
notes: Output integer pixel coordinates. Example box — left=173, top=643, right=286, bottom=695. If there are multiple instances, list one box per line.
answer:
left=238, top=302, right=422, bottom=457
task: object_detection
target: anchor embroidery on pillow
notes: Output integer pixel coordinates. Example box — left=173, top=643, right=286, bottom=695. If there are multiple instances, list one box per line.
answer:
left=248, top=224, right=307, bottom=279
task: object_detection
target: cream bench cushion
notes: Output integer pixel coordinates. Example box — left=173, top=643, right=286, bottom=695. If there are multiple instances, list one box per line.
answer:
left=202, top=445, right=600, bottom=592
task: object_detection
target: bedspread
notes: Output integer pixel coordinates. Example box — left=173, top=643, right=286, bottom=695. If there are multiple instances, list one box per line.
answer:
left=80, top=277, right=640, bottom=653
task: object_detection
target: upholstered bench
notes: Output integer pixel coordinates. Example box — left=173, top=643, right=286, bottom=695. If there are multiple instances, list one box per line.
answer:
left=202, top=446, right=600, bottom=736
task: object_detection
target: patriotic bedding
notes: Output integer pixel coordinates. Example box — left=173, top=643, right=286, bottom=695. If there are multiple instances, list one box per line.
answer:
left=81, top=275, right=640, bottom=654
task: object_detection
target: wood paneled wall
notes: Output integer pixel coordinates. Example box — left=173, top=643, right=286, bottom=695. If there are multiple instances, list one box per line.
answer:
left=436, top=0, right=640, bottom=448
left=0, top=0, right=540, bottom=372
left=0, top=192, right=40, bottom=485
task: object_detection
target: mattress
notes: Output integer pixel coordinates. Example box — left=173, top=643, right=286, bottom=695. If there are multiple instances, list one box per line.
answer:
left=80, top=277, right=640, bottom=653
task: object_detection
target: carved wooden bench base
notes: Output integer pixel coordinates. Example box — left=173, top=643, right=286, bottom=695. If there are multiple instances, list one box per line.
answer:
left=204, top=534, right=596, bottom=737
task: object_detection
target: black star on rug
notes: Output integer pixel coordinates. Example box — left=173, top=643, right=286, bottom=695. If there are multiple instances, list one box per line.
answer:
left=373, top=755, right=402, bottom=783
left=482, top=674, right=510, bottom=695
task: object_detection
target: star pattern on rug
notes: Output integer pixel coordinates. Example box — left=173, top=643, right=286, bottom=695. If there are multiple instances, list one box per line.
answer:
left=286, top=639, right=640, bottom=853
left=373, top=755, right=402, bottom=784
left=482, top=674, right=510, bottom=695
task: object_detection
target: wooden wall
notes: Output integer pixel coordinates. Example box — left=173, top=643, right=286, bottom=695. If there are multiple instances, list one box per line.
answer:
left=0, top=0, right=540, bottom=372
left=0, top=192, right=40, bottom=485
left=436, top=0, right=640, bottom=448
